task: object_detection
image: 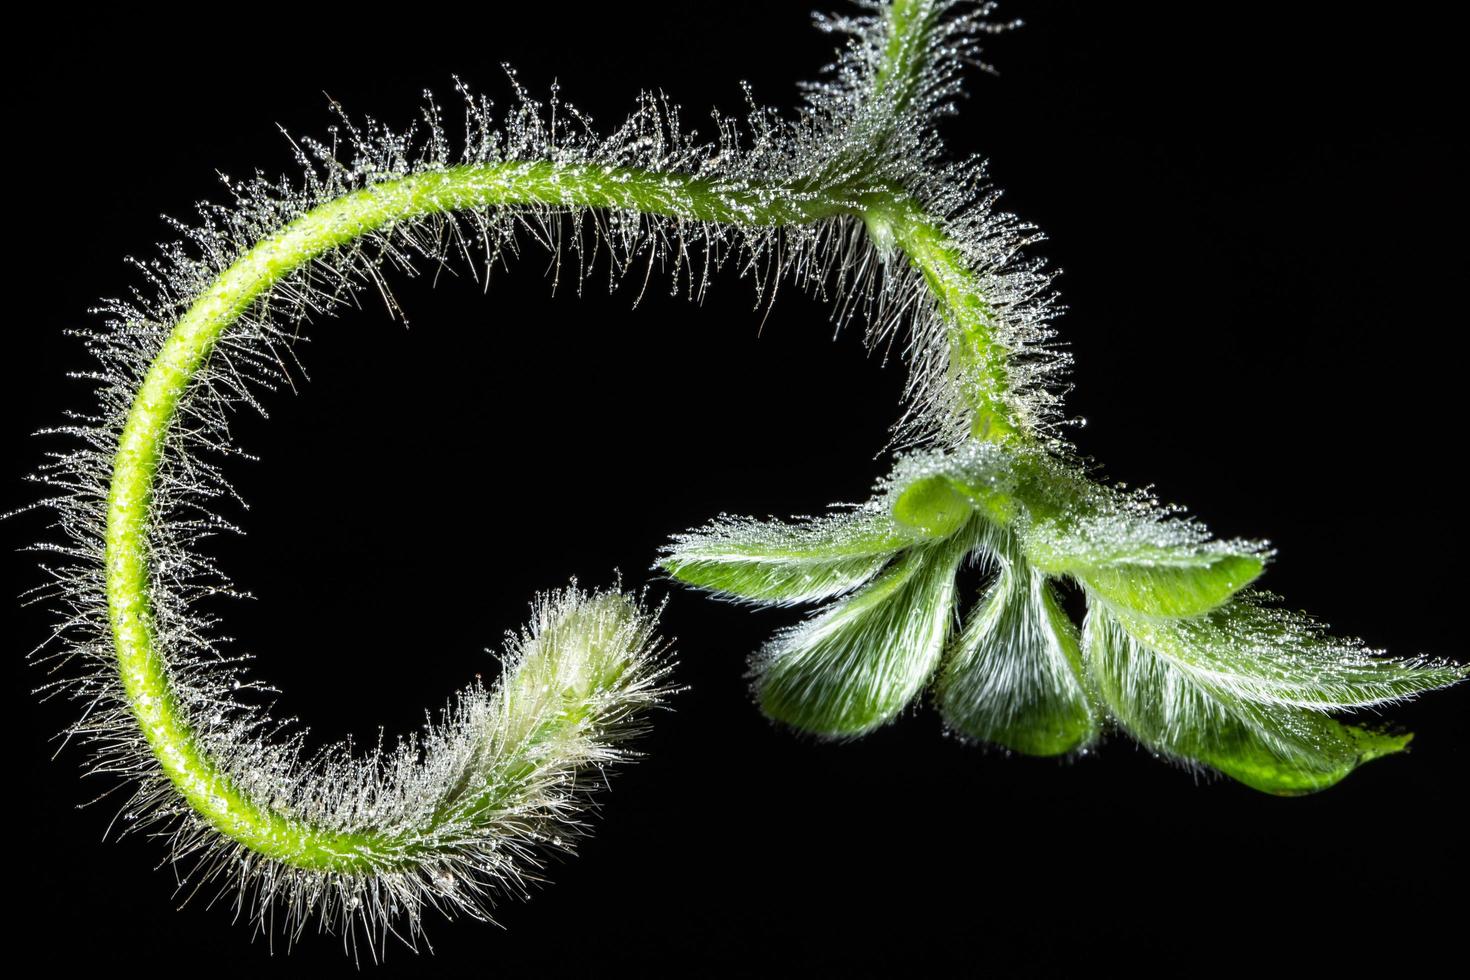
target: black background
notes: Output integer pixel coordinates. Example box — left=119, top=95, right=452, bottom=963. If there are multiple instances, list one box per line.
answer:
left=5, top=2, right=1464, bottom=975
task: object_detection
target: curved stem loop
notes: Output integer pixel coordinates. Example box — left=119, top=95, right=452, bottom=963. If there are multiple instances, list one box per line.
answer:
left=105, top=0, right=1014, bottom=875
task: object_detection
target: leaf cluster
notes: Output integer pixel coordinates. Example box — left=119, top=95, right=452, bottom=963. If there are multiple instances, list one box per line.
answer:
left=662, top=444, right=1465, bottom=793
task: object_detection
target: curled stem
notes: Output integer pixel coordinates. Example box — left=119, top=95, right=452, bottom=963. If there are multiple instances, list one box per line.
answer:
left=106, top=34, right=1021, bottom=870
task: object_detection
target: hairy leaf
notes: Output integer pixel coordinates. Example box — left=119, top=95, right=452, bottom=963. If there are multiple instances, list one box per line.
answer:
left=937, top=538, right=1097, bottom=756
left=892, top=474, right=976, bottom=538
left=1086, top=607, right=1421, bottom=794
left=879, top=440, right=1021, bottom=526
left=1062, top=549, right=1265, bottom=619
left=754, top=525, right=975, bottom=737
left=882, top=442, right=1269, bottom=618
left=1108, top=595, right=1468, bottom=711
left=659, top=511, right=915, bottom=607
left=1020, top=490, right=1268, bottom=618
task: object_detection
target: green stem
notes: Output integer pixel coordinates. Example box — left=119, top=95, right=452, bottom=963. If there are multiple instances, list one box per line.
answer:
left=872, top=0, right=1020, bottom=441
left=106, top=2, right=1020, bottom=877
left=106, top=162, right=856, bottom=873
left=875, top=0, right=930, bottom=112
left=864, top=193, right=1020, bottom=441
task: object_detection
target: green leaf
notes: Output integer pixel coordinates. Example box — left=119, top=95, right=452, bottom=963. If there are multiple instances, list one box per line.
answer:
left=881, top=442, right=1268, bottom=618
left=1207, top=725, right=1412, bottom=796
left=937, top=542, right=1098, bottom=756
left=892, top=475, right=975, bottom=538
left=1066, top=550, right=1265, bottom=619
left=878, top=440, right=1022, bottom=526
left=754, top=527, right=974, bottom=737
left=1020, top=503, right=1271, bottom=619
left=1109, top=595, right=1468, bottom=711
left=1085, top=606, right=1423, bottom=794
left=659, top=511, right=915, bottom=607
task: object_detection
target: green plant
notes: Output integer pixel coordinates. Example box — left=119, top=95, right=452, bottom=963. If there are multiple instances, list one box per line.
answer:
left=25, top=0, right=1464, bottom=955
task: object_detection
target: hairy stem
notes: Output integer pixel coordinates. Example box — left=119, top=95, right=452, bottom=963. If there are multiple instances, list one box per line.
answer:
left=105, top=163, right=832, bottom=873
left=106, top=4, right=1018, bottom=876
left=872, top=0, right=1020, bottom=440
left=876, top=0, right=930, bottom=112
left=865, top=193, right=1019, bottom=441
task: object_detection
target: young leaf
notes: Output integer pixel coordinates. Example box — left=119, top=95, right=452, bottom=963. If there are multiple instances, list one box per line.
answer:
left=659, top=511, right=915, bottom=607
left=891, top=474, right=977, bottom=538
left=878, top=440, right=1022, bottom=527
left=1104, top=595, right=1469, bottom=710
left=937, top=538, right=1097, bottom=756
left=1064, top=549, right=1265, bottom=619
left=1021, top=501, right=1268, bottom=619
left=883, top=442, right=1268, bottom=618
left=1085, top=606, right=1422, bottom=794
left=754, top=526, right=974, bottom=737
